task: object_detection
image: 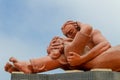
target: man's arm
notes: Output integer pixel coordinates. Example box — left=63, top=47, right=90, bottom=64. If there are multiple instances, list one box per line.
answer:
left=78, top=29, right=111, bottom=65
left=67, top=29, right=111, bottom=66
left=67, top=41, right=111, bottom=66
left=81, top=41, right=111, bottom=64
left=64, top=23, right=93, bottom=56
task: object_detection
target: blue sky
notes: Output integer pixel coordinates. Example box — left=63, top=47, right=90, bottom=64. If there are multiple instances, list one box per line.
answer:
left=1, top=0, right=120, bottom=79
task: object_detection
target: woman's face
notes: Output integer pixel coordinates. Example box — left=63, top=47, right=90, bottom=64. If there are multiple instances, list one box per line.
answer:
left=48, top=37, right=64, bottom=54
left=62, top=24, right=78, bottom=39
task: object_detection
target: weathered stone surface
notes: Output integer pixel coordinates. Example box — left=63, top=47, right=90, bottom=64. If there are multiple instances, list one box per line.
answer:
left=11, top=71, right=120, bottom=80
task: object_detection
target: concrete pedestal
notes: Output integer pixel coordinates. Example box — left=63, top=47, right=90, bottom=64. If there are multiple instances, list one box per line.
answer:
left=11, top=71, right=120, bottom=80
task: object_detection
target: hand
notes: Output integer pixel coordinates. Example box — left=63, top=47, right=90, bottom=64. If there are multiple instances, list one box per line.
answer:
left=47, top=36, right=64, bottom=59
left=67, top=52, right=81, bottom=66
left=47, top=36, right=59, bottom=54
left=47, top=36, right=64, bottom=54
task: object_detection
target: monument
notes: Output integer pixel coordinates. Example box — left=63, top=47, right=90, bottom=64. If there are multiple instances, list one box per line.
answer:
left=4, top=20, right=120, bottom=80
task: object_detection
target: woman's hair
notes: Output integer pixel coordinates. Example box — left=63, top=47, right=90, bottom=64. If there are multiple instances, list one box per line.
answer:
left=61, top=20, right=80, bottom=31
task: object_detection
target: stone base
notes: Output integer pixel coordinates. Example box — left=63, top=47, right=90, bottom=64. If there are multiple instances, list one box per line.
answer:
left=11, top=71, right=120, bottom=80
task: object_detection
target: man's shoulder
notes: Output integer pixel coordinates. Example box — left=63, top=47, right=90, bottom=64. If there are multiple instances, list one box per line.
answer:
left=92, top=29, right=101, bottom=35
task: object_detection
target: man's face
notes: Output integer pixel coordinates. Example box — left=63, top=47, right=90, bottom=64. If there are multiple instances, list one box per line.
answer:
left=62, top=24, right=77, bottom=39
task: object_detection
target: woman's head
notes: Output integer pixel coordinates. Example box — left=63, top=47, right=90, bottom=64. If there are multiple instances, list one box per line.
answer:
left=47, top=36, right=73, bottom=59
left=47, top=36, right=64, bottom=54
left=61, top=20, right=80, bottom=39
left=47, top=36, right=73, bottom=55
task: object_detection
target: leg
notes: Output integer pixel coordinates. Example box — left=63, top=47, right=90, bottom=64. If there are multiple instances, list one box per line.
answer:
left=7, top=56, right=64, bottom=73
left=30, top=56, right=62, bottom=73
left=9, top=57, right=33, bottom=74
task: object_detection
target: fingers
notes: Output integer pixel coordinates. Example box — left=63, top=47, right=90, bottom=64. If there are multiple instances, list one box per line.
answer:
left=69, top=52, right=74, bottom=56
left=48, top=36, right=63, bottom=51
left=51, top=42, right=63, bottom=46
left=52, top=45, right=64, bottom=50
left=50, top=39, right=56, bottom=44
left=50, top=36, right=60, bottom=44
left=9, top=57, right=18, bottom=63
left=48, top=43, right=64, bottom=52
left=47, top=44, right=62, bottom=54
left=68, top=52, right=78, bottom=57
left=50, top=36, right=63, bottom=46
left=99, top=43, right=111, bottom=53
left=67, top=52, right=81, bottom=62
left=64, top=38, right=73, bottom=42
left=67, top=52, right=75, bottom=61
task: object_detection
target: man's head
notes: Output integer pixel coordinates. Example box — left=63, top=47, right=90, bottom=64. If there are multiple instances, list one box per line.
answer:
left=61, top=20, right=80, bottom=39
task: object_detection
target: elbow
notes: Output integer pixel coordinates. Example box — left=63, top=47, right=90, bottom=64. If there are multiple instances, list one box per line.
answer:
left=81, top=24, right=93, bottom=36
left=107, top=41, right=111, bottom=48
left=87, top=25, right=93, bottom=35
left=104, top=41, right=111, bottom=48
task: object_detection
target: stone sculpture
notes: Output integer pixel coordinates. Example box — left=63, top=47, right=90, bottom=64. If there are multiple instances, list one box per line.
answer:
left=4, top=20, right=120, bottom=74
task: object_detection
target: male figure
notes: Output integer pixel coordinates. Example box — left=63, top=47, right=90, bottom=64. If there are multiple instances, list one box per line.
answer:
left=60, top=20, right=111, bottom=66
left=49, top=21, right=120, bottom=71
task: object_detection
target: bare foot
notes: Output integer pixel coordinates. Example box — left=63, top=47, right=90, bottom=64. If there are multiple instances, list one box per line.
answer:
left=4, top=62, right=18, bottom=73
left=9, top=57, right=33, bottom=74
left=9, top=57, right=18, bottom=63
